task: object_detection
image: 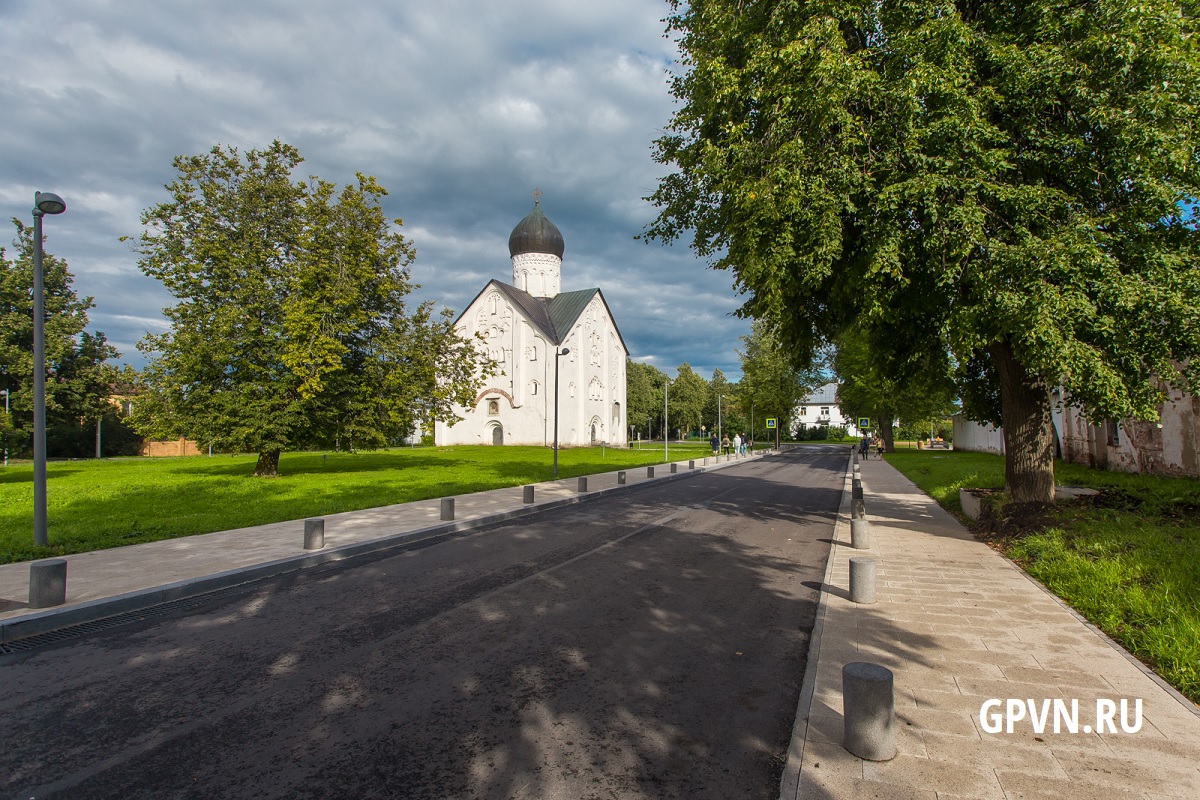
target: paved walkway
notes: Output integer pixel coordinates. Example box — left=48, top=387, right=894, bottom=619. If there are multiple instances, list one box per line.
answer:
left=781, top=454, right=1200, bottom=800
left=1, top=451, right=754, bottom=642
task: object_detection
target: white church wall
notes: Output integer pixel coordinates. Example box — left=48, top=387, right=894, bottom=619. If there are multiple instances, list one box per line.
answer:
left=433, top=286, right=628, bottom=447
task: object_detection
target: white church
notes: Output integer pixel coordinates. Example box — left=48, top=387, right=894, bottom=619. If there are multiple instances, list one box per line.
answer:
left=434, top=199, right=629, bottom=447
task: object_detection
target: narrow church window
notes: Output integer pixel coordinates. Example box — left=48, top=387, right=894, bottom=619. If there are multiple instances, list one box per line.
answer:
left=488, top=399, right=500, bottom=416
left=531, top=381, right=539, bottom=396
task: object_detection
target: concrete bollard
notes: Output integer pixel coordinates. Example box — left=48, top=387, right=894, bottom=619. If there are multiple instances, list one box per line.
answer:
left=577, top=476, right=588, bottom=493
left=670, top=463, right=678, bottom=474
left=843, top=662, right=896, bottom=760
left=647, top=466, right=655, bottom=478
left=689, top=460, right=695, bottom=470
left=303, top=518, right=325, bottom=551
left=704, top=457, right=710, bottom=465
left=849, top=557, right=876, bottom=603
left=523, top=485, right=535, bottom=504
left=441, top=497, right=455, bottom=521
left=29, top=559, right=67, bottom=609
left=617, top=471, right=626, bottom=485
left=851, top=519, right=870, bottom=549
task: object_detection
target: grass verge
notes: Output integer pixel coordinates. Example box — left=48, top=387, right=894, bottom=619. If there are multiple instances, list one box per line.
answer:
left=0, top=442, right=719, bottom=565
left=885, top=449, right=1200, bottom=704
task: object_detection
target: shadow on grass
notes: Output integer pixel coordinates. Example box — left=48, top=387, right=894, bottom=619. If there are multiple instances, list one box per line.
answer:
left=0, top=466, right=85, bottom=484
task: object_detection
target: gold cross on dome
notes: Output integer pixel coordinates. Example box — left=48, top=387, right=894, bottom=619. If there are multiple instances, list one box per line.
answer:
left=532, top=187, right=543, bottom=205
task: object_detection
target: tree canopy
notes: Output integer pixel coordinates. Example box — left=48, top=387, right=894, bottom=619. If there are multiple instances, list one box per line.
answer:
left=1, top=219, right=121, bottom=458
left=833, top=321, right=958, bottom=450
left=648, top=1, right=1200, bottom=501
left=626, top=358, right=667, bottom=439
left=736, top=318, right=825, bottom=437
left=132, top=141, right=489, bottom=476
left=668, top=362, right=709, bottom=436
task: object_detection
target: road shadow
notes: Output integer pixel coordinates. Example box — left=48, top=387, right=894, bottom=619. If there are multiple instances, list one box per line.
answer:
left=0, top=447, right=880, bottom=798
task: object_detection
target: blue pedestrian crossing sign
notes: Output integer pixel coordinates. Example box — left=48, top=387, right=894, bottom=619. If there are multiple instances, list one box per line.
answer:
left=858, top=417, right=871, bottom=429
left=765, top=417, right=777, bottom=429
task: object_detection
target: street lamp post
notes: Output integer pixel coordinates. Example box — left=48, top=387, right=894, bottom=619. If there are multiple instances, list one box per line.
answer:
left=718, top=394, right=723, bottom=446
left=553, top=347, right=570, bottom=478
left=1, top=388, right=9, bottom=467
left=32, top=191, right=66, bottom=548
left=663, top=378, right=670, bottom=462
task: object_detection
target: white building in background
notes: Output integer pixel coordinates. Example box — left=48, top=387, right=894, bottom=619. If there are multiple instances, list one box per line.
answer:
left=794, top=382, right=863, bottom=437
left=954, top=383, right=1200, bottom=478
left=434, top=200, right=629, bottom=447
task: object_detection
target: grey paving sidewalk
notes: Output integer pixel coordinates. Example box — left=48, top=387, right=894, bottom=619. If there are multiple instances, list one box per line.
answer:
left=1, top=450, right=758, bottom=643
left=783, top=454, right=1200, bottom=800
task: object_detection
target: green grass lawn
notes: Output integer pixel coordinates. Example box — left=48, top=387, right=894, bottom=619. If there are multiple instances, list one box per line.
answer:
left=885, top=449, right=1200, bottom=704
left=0, top=442, right=717, bottom=565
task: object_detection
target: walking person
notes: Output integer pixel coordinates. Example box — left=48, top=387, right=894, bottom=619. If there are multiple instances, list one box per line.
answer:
left=722, top=434, right=731, bottom=455
left=859, top=435, right=870, bottom=460
left=710, top=433, right=719, bottom=456
left=733, top=433, right=742, bottom=456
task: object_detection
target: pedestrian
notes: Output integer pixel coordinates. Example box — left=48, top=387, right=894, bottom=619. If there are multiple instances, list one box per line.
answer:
left=748, top=438, right=754, bottom=454
left=722, top=434, right=731, bottom=455
left=859, top=435, right=870, bottom=460
left=733, top=433, right=742, bottom=456
left=710, top=433, right=719, bottom=455
left=875, top=438, right=884, bottom=458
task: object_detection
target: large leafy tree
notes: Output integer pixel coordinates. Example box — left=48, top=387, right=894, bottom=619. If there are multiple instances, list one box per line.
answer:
left=834, top=322, right=958, bottom=451
left=1, top=219, right=121, bottom=458
left=736, top=318, right=824, bottom=437
left=626, top=358, right=667, bottom=439
left=668, top=362, right=709, bottom=436
left=647, top=1, right=1200, bottom=501
left=702, top=367, right=740, bottom=436
left=132, top=141, right=488, bottom=476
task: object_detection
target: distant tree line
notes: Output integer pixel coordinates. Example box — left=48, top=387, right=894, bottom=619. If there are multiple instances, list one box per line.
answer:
left=1, top=220, right=139, bottom=459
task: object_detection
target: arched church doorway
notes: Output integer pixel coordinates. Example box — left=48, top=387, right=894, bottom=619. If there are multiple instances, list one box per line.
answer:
left=490, top=424, right=504, bottom=446
left=590, top=424, right=597, bottom=443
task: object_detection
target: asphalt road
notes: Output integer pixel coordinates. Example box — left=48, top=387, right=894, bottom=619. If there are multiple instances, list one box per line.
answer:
left=1, top=447, right=845, bottom=800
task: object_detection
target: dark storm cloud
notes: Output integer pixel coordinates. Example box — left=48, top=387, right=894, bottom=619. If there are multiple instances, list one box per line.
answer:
left=1, top=0, right=750, bottom=380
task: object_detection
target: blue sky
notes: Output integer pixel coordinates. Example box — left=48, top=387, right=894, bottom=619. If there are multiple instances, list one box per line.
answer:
left=1, top=0, right=751, bottom=380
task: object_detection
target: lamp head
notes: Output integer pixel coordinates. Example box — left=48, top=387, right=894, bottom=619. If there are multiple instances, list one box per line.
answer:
left=35, top=191, right=66, bottom=215
left=559, top=347, right=570, bottom=356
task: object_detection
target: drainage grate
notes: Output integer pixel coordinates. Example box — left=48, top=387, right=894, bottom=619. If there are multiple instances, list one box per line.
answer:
left=0, top=582, right=261, bottom=655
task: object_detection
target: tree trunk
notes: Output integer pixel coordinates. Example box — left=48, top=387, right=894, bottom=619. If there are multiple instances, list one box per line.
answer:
left=880, top=411, right=896, bottom=453
left=253, top=449, right=282, bottom=477
left=990, top=340, right=1055, bottom=503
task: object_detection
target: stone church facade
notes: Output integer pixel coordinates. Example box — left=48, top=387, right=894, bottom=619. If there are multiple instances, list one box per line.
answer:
left=434, top=202, right=628, bottom=447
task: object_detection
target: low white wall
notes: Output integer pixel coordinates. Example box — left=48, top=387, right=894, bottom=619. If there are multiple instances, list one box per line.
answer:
left=952, top=414, right=1005, bottom=455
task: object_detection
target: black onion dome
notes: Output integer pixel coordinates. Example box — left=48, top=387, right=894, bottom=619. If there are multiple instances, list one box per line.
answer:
left=508, top=205, right=565, bottom=258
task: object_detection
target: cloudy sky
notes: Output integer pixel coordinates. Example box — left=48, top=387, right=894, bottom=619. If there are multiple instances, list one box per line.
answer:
left=1, top=0, right=751, bottom=380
